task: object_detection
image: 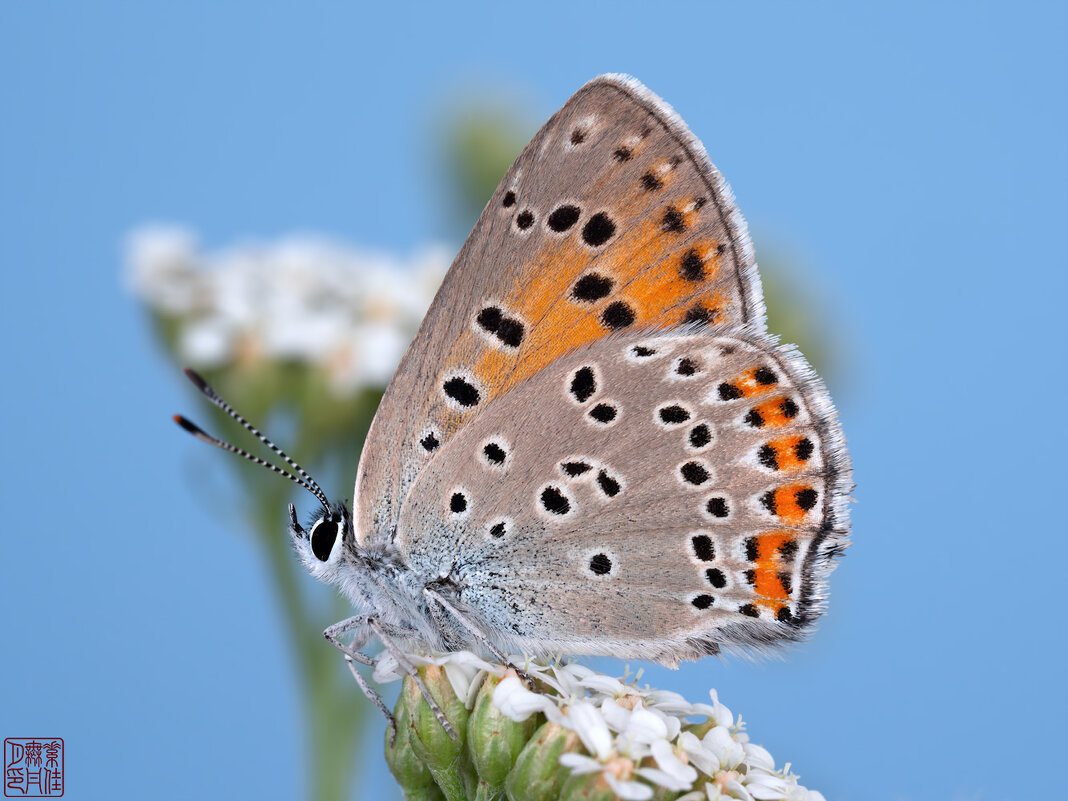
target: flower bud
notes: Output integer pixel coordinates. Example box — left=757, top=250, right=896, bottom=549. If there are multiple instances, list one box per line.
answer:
left=384, top=683, right=445, bottom=801
left=406, top=665, right=473, bottom=801
left=467, top=672, right=540, bottom=792
left=504, top=721, right=582, bottom=801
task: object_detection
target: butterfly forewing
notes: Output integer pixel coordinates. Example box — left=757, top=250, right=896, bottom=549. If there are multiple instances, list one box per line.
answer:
left=357, top=75, right=767, bottom=549
left=396, top=331, right=850, bottom=663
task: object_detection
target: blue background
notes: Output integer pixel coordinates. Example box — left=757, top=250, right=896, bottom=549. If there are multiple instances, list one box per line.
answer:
left=2, top=2, right=1065, bottom=799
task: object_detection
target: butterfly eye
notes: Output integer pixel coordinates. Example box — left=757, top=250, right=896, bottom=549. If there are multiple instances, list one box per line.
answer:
left=310, top=518, right=339, bottom=562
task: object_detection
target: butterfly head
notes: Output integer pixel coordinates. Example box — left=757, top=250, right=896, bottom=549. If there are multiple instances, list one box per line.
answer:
left=288, top=500, right=355, bottom=580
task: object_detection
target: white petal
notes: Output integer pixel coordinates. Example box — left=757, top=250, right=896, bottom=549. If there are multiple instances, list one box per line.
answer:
left=561, top=663, right=597, bottom=681
left=637, top=766, right=695, bottom=792
left=492, top=676, right=555, bottom=721
left=179, top=317, right=235, bottom=366
left=538, top=664, right=577, bottom=697
left=600, top=698, right=632, bottom=732
left=691, top=700, right=735, bottom=727
left=676, top=731, right=720, bottom=776
left=703, top=727, right=745, bottom=768
left=567, top=701, right=614, bottom=760
left=650, top=739, right=699, bottom=784
left=645, top=689, right=695, bottom=715
left=441, top=660, right=480, bottom=707
left=662, top=713, right=682, bottom=741
left=605, top=774, right=654, bottom=801
left=743, top=743, right=775, bottom=772
left=371, top=653, right=404, bottom=683
left=580, top=673, right=626, bottom=696
left=624, top=704, right=668, bottom=743
left=747, top=784, right=787, bottom=800
left=125, top=225, right=202, bottom=312
left=721, top=777, right=753, bottom=801
left=443, top=650, right=501, bottom=675
left=559, top=753, right=602, bottom=775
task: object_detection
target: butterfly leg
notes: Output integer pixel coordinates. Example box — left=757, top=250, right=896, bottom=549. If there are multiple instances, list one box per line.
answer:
left=322, top=615, right=399, bottom=737
left=341, top=654, right=399, bottom=744
left=323, top=615, right=378, bottom=666
left=368, top=618, right=458, bottom=740
left=424, top=588, right=535, bottom=689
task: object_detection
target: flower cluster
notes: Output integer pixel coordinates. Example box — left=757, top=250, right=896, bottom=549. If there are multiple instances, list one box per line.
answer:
left=375, top=651, right=825, bottom=801
left=125, top=225, right=450, bottom=394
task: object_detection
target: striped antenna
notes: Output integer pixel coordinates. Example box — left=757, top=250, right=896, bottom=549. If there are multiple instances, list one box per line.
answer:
left=176, top=368, right=331, bottom=511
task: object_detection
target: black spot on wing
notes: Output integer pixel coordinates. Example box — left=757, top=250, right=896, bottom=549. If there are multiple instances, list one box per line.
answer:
left=589, top=553, right=612, bottom=575
left=600, top=301, right=635, bottom=330
left=540, top=486, right=570, bottom=515
left=569, top=367, right=596, bottom=403
left=706, top=497, right=729, bottom=518
left=596, top=470, right=621, bottom=497
left=691, top=535, right=715, bottom=561
left=679, top=249, right=705, bottom=281
left=582, top=212, right=616, bottom=247
left=443, top=377, right=479, bottom=407
left=658, top=405, right=691, bottom=425
left=515, top=209, right=535, bottom=230
left=572, top=273, right=613, bottom=302
left=661, top=206, right=685, bottom=233
left=588, top=403, right=618, bottom=424
left=548, top=204, right=581, bottom=232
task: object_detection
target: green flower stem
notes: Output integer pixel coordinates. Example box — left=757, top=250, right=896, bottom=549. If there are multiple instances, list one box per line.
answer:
left=248, top=480, right=366, bottom=801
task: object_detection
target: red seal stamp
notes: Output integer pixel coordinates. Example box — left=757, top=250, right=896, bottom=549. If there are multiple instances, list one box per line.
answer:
left=4, top=739, right=63, bottom=797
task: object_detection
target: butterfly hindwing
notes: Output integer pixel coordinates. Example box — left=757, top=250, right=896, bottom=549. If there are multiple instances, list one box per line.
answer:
left=356, top=75, right=767, bottom=549
left=396, top=330, right=851, bottom=663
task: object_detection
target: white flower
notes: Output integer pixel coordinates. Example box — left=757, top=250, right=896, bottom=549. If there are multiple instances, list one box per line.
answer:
left=559, top=754, right=654, bottom=801
left=706, top=775, right=753, bottom=801
left=643, top=688, right=698, bottom=715
left=743, top=742, right=776, bottom=773
left=604, top=771, right=654, bottom=801
left=578, top=672, right=627, bottom=697
left=492, top=675, right=558, bottom=722
left=567, top=700, right=614, bottom=760
left=677, top=731, right=721, bottom=776
left=126, top=226, right=449, bottom=396
left=636, top=739, right=699, bottom=791
left=691, top=688, right=735, bottom=728
left=179, top=315, right=237, bottom=366
left=124, top=225, right=202, bottom=314
left=375, top=650, right=827, bottom=801
left=621, top=702, right=673, bottom=745
left=744, top=771, right=792, bottom=800
left=703, top=725, right=747, bottom=771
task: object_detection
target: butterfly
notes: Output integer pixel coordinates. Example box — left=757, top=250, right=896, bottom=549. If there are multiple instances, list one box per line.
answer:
left=176, top=74, right=851, bottom=735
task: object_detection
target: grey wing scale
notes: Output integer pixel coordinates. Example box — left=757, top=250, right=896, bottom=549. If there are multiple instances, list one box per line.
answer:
left=396, top=330, right=851, bottom=665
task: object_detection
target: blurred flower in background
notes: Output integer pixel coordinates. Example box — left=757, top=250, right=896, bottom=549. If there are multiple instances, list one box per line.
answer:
left=126, top=227, right=449, bottom=801
left=125, top=87, right=836, bottom=801
left=127, top=227, right=449, bottom=393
